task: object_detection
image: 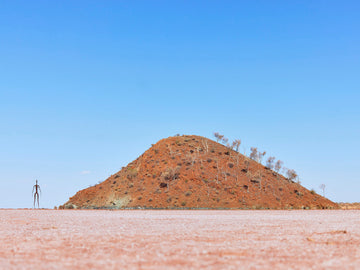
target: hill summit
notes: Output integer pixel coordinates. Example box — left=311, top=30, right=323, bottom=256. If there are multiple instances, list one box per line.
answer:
left=62, top=135, right=338, bottom=209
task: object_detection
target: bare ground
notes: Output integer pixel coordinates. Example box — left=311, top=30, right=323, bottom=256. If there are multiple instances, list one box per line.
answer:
left=0, top=210, right=359, bottom=269
left=64, top=135, right=337, bottom=210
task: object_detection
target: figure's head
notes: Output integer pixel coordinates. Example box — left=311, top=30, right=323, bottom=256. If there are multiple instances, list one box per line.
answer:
left=36, top=179, right=38, bottom=184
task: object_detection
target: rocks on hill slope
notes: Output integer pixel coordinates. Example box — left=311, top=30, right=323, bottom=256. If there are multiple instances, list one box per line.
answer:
left=62, top=135, right=338, bottom=209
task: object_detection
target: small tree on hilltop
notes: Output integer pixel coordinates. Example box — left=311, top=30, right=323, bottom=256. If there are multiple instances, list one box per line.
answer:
left=275, top=160, right=283, bottom=175
left=213, top=132, right=219, bottom=142
left=230, top=141, right=235, bottom=151
left=319, top=184, right=326, bottom=197
left=232, top=139, right=241, bottom=152
left=250, top=147, right=258, bottom=161
left=258, top=151, right=266, bottom=164
left=213, top=132, right=224, bottom=143
left=222, top=137, right=229, bottom=145
left=286, top=169, right=298, bottom=182
left=266, top=156, right=275, bottom=170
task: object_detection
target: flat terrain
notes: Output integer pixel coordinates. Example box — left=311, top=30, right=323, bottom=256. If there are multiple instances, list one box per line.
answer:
left=0, top=210, right=359, bottom=269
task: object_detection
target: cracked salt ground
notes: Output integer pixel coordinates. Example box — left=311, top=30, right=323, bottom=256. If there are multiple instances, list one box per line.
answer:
left=0, top=210, right=359, bottom=269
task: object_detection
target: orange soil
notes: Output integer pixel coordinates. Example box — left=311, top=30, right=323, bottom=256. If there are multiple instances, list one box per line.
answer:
left=62, top=135, right=338, bottom=209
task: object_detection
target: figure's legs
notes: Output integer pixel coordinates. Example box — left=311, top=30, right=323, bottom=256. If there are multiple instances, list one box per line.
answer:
left=33, top=194, right=36, bottom=208
left=36, top=193, right=40, bottom=208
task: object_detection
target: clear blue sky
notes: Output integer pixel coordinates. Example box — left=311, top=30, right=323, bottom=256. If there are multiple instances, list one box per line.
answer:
left=1, top=1, right=359, bottom=208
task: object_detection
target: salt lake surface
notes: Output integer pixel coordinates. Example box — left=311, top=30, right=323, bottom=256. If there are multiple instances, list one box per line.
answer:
left=0, top=210, right=359, bottom=269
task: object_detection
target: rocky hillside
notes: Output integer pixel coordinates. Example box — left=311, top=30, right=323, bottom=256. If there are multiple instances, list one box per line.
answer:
left=61, top=135, right=338, bottom=209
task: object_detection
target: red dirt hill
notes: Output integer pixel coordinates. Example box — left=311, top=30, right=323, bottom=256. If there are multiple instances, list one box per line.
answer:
left=62, top=135, right=338, bottom=209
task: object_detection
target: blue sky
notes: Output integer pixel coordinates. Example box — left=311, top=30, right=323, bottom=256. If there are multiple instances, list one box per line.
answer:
left=0, top=1, right=359, bottom=208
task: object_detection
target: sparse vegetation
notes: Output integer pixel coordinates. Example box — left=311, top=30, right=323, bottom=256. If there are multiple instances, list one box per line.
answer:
left=127, top=167, right=138, bottom=179
left=243, top=159, right=250, bottom=172
left=161, top=167, right=180, bottom=188
left=222, top=137, right=229, bottom=145
left=231, top=139, right=241, bottom=152
left=185, top=191, right=192, bottom=197
left=258, top=151, right=266, bottom=164
left=275, top=160, right=283, bottom=175
left=249, top=147, right=266, bottom=164
left=319, top=184, right=326, bottom=197
left=63, top=134, right=337, bottom=210
left=286, top=169, right=298, bottom=182
left=250, top=147, right=258, bottom=161
left=266, top=156, right=275, bottom=170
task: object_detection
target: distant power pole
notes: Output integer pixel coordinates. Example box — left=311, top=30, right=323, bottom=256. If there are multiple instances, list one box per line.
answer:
left=319, top=184, right=326, bottom=197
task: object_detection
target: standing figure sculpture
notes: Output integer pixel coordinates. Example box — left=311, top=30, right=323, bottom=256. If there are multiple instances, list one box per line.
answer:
left=32, top=180, right=41, bottom=208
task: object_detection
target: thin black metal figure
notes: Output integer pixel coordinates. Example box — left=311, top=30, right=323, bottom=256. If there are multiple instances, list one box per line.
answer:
left=32, top=180, right=41, bottom=208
